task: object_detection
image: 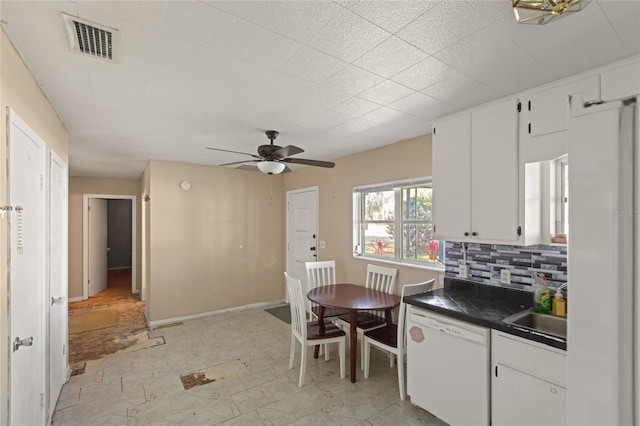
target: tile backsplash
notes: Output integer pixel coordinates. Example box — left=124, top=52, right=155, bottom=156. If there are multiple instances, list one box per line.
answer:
left=444, top=241, right=567, bottom=292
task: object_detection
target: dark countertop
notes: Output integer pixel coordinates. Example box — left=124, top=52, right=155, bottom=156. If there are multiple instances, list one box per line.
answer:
left=403, top=278, right=567, bottom=351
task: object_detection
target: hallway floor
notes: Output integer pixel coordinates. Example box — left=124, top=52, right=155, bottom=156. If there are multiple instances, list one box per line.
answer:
left=54, top=306, right=447, bottom=425
left=68, top=268, right=147, bottom=367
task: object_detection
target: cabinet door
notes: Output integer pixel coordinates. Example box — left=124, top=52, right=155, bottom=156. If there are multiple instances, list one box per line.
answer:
left=493, top=363, right=566, bottom=426
left=471, top=99, right=519, bottom=241
left=432, top=112, right=472, bottom=240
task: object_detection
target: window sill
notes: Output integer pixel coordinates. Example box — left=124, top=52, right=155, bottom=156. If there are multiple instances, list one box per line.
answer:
left=352, top=254, right=445, bottom=273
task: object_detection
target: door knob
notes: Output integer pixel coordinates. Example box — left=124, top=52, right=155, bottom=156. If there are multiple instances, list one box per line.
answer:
left=51, top=296, right=64, bottom=306
left=13, top=336, right=33, bottom=352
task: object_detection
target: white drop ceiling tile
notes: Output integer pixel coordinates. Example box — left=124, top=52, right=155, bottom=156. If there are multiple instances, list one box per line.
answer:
left=308, top=7, right=392, bottom=62
left=422, top=73, right=501, bottom=108
left=396, top=1, right=489, bottom=55
left=279, top=46, right=349, bottom=84
left=467, top=0, right=514, bottom=22
left=360, top=107, right=407, bottom=124
left=322, top=65, right=385, bottom=95
left=411, top=100, right=459, bottom=121
left=341, top=0, right=439, bottom=33
left=388, top=92, right=441, bottom=114
left=353, top=36, right=429, bottom=78
left=206, top=1, right=341, bottom=43
left=434, top=26, right=520, bottom=74
left=0, top=1, right=76, bottom=37
left=596, top=0, right=625, bottom=10
left=521, top=12, right=628, bottom=78
left=332, top=97, right=380, bottom=117
left=295, top=86, right=352, bottom=112
left=468, top=50, right=554, bottom=95
left=261, top=101, right=323, bottom=130
left=390, top=57, right=458, bottom=91
left=76, top=1, right=166, bottom=29
left=290, top=111, right=354, bottom=136
left=321, top=117, right=378, bottom=138
left=263, top=72, right=317, bottom=101
left=357, top=79, right=415, bottom=105
left=160, top=1, right=301, bottom=68
left=603, top=1, right=640, bottom=55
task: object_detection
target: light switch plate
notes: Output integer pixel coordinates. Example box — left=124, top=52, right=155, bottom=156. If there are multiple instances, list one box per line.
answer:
left=459, top=264, right=469, bottom=278
left=501, top=269, right=511, bottom=284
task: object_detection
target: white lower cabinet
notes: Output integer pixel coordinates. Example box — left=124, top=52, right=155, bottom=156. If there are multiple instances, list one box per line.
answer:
left=491, top=331, right=567, bottom=426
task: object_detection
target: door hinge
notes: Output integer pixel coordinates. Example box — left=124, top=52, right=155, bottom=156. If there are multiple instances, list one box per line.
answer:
left=88, top=205, right=91, bottom=211
left=63, top=344, right=66, bottom=355
left=528, top=123, right=531, bottom=134
left=40, top=175, right=44, bottom=190
left=517, top=226, right=522, bottom=237
left=528, top=100, right=531, bottom=111
left=433, top=127, right=436, bottom=135
left=433, top=225, right=436, bottom=234
left=495, top=365, right=498, bottom=377
left=40, top=393, right=44, bottom=408
left=517, top=102, right=521, bottom=112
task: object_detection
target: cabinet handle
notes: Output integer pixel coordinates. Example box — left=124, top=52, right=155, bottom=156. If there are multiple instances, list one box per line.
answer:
left=464, top=232, right=469, bottom=237
left=472, top=232, right=477, bottom=237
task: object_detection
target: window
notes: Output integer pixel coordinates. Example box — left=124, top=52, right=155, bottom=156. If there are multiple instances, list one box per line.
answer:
left=551, top=156, right=568, bottom=243
left=353, top=177, right=444, bottom=268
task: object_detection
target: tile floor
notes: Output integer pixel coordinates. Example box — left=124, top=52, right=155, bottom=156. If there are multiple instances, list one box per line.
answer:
left=53, top=307, right=448, bottom=425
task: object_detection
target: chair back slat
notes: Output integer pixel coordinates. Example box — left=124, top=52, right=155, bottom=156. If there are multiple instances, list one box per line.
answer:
left=365, top=264, right=398, bottom=294
left=398, top=279, right=435, bottom=347
left=305, top=261, right=336, bottom=315
left=285, top=272, right=307, bottom=341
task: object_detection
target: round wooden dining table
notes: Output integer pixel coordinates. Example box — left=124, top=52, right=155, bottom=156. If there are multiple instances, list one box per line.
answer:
left=307, top=283, right=401, bottom=383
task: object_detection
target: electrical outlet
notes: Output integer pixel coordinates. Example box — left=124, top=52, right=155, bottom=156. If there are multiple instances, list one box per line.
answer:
left=500, top=269, right=511, bottom=284
left=459, top=264, right=469, bottom=278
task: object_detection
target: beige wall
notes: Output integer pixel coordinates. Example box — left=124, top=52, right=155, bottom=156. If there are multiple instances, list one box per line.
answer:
left=68, top=177, right=142, bottom=299
left=284, top=134, right=441, bottom=295
left=146, top=160, right=285, bottom=321
left=1, top=31, right=69, bottom=425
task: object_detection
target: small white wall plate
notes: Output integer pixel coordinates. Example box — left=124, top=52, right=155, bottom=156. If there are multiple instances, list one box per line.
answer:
left=179, top=180, right=191, bottom=190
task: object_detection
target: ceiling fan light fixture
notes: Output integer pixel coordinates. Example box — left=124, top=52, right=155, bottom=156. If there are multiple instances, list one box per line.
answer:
left=257, top=160, right=285, bottom=175
left=512, top=0, right=590, bottom=24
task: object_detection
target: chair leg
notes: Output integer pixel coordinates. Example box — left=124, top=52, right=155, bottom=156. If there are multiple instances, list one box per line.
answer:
left=359, top=330, right=365, bottom=370
left=339, top=339, right=346, bottom=379
left=324, top=343, right=330, bottom=361
left=389, top=353, right=394, bottom=367
left=398, top=351, right=406, bottom=401
left=299, top=345, right=307, bottom=387
left=363, top=339, right=370, bottom=379
left=289, top=335, right=296, bottom=370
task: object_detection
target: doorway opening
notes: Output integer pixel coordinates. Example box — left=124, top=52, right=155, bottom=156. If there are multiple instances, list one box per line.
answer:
left=82, top=194, right=137, bottom=300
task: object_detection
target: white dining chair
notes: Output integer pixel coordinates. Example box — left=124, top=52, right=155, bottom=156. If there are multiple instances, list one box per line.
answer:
left=285, top=272, right=346, bottom=387
left=363, top=279, right=435, bottom=400
left=305, top=260, right=350, bottom=320
left=337, top=264, right=398, bottom=369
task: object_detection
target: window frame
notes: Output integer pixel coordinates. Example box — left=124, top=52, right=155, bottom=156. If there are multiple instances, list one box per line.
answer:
left=353, top=177, right=444, bottom=269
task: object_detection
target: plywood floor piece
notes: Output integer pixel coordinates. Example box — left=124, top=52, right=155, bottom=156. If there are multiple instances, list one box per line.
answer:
left=180, top=359, right=249, bottom=390
left=69, top=308, right=119, bottom=334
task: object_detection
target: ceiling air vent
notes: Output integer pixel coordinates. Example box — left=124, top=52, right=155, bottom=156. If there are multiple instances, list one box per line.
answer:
left=62, top=13, right=119, bottom=62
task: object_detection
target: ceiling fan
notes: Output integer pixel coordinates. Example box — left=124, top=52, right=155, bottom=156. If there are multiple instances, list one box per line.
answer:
left=207, top=130, right=335, bottom=175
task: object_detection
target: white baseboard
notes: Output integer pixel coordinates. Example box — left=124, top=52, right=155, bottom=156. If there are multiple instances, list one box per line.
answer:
left=68, top=297, right=83, bottom=303
left=148, top=299, right=286, bottom=329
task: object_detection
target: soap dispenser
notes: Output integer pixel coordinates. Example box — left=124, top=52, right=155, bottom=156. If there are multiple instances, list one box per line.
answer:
left=552, top=287, right=566, bottom=318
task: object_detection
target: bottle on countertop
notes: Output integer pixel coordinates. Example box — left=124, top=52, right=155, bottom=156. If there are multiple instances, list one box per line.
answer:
left=533, top=273, right=551, bottom=314
left=552, top=287, right=567, bottom=318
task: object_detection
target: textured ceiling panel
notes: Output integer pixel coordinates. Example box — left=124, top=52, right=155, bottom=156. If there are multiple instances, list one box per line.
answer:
left=0, top=0, right=637, bottom=179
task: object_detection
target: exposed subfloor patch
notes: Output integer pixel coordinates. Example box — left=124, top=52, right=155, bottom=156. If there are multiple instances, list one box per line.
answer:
left=70, top=362, right=86, bottom=376
left=180, top=359, right=248, bottom=390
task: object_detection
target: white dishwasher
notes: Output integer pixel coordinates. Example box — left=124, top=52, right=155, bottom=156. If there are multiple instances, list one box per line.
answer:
left=406, top=305, right=490, bottom=426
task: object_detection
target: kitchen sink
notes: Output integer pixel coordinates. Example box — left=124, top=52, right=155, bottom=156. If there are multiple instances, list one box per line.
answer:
left=503, top=308, right=567, bottom=338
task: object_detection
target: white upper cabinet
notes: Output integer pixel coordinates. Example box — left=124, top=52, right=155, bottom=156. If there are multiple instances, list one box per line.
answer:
left=432, top=111, right=471, bottom=240
left=433, top=98, right=522, bottom=243
left=601, top=60, right=640, bottom=101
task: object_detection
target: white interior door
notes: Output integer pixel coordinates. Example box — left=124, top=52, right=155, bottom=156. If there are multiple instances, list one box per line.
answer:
left=8, top=110, right=46, bottom=426
left=88, top=198, right=108, bottom=296
left=49, top=151, right=68, bottom=416
left=286, top=188, right=318, bottom=295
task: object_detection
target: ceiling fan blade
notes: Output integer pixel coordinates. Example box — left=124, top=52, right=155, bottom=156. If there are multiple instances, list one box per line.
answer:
left=271, top=145, right=304, bottom=159
left=282, top=157, right=335, bottom=168
left=283, top=165, right=292, bottom=173
left=218, top=159, right=260, bottom=167
left=207, top=147, right=261, bottom=159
